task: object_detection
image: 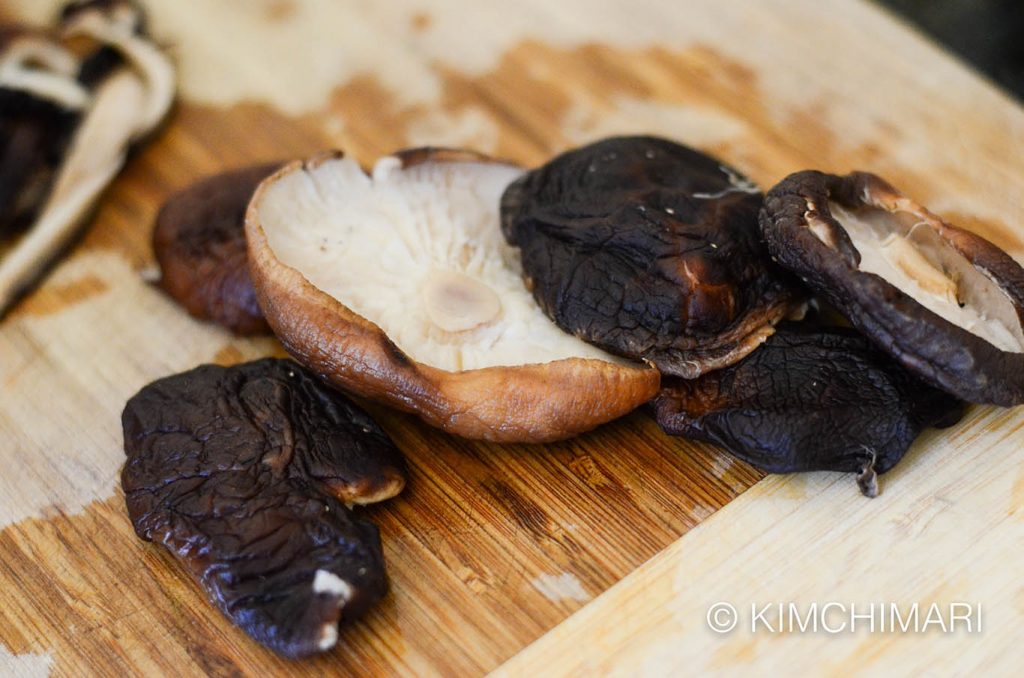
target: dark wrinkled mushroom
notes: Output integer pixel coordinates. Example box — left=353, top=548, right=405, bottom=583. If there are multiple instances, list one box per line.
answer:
left=654, top=327, right=965, bottom=497
left=500, top=136, right=803, bottom=378
left=761, top=170, right=1024, bottom=406
left=121, top=358, right=406, bottom=658
left=154, top=163, right=280, bottom=335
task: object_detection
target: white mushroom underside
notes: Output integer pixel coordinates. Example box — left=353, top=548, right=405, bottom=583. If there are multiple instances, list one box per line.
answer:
left=828, top=202, right=1024, bottom=353
left=260, top=156, right=623, bottom=371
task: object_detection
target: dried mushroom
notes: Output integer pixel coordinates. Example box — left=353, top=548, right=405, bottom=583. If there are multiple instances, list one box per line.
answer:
left=154, top=163, right=280, bottom=335
left=0, top=27, right=83, bottom=237
left=654, top=327, right=964, bottom=496
left=0, top=0, right=174, bottom=316
left=246, top=149, right=659, bottom=443
left=122, top=358, right=406, bottom=658
left=761, top=171, right=1024, bottom=405
left=500, top=136, right=802, bottom=378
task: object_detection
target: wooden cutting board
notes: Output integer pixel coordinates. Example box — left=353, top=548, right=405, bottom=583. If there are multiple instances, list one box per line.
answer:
left=2, top=1, right=1022, bottom=676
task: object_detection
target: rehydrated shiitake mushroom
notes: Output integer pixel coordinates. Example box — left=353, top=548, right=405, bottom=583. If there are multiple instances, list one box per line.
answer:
left=761, top=170, right=1024, bottom=406
left=122, top=359, right=405, bottom=658
left=246, top=149, right=659, bottom=443
left=500, top=136, right=803, bottom=379
left=153, top=163, right=280, bottom=335
left=0, top=0, right=174, bottom=316
left=654, top=327, right=965, bottom=497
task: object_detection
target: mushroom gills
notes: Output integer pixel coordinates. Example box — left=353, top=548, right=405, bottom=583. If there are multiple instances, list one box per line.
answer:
left=260, top=155, right=625, bottom=372
left=829, top=202, right=1024, bottom=353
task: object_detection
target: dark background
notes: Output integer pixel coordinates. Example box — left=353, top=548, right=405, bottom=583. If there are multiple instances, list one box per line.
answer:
left=880, top=0, right=1024, bottom=99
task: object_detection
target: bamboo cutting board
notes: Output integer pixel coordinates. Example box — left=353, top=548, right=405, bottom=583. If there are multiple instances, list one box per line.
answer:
left=1, top=1, right=1023, bottom=676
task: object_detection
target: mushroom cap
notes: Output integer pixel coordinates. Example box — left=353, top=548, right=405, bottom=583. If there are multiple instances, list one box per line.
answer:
left=153, top=163, right=278, bottom=335
left=500, top=136, right=803, bottom=379
left=654, top=326, right=965, bottom=496
left=760, top=170, right=1024, bottom=406
left=121, top=358, right=398, bottom=658
left=246, top=149, right=659, bottom=442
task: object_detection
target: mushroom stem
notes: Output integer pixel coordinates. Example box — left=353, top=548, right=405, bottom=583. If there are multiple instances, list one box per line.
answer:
left=0, top=70, right=137, bottom=315
left=0, top=8, right=174, bottom=317
left=0, top=36, right=79, bottom=76
left=62, top=12, right=175, bottom=138
left=0, top=37, right=89, bottom=109
left=856, top=449, right=879, bottom=498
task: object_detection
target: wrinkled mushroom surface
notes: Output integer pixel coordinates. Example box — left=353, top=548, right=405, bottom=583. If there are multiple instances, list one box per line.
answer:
left=761, top=170, right=1024, bottom=405
left=154, top=163, right=279, bottom=335
left=654, top=327, right=965, bottom=496
left=247, top=149, right=659, bottom=443
left=122, top=359, right=405, bottom=658
left=500, top=136, right=802, bottom=378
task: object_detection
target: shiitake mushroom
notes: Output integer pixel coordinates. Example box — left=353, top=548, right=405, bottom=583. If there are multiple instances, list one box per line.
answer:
left=153, top=163, right=280, bottom=335
left=654, top=326, right=965, bottom=496
left=122, top=358, right=406, bottom=658
left=246, top=149, right=659, bottom=443
left=760, top=171, right=1024, bottom=406
left=500, top=136, right=803, bottom=379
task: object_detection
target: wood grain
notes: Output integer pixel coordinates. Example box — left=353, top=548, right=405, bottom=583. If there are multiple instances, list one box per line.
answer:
left=0, top=13, right=762, bottom=676
left=494, top=1, right=1024, bottom=675
left=0, top=93, right=761, bottom=675
left=497, top=410, right=1024, bottom=676
left=1, top=0, right=1023, bottom=676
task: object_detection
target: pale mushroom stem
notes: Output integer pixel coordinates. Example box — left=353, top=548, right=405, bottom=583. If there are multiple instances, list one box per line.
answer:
left=0, top=9, right=175, bottom=317
left=0, top=37, right=89, bottom=109
left=62, top=14, right=176, bottom=138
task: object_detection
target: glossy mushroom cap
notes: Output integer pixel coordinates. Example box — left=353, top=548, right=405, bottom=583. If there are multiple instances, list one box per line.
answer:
left=500, top=136, right=804, bottom=378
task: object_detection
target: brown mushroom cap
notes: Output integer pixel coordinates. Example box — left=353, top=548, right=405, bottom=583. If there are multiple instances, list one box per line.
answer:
left=500, top=136, right=804, bottom=379
left=121, top=358, right=399, bottom=658
left=760, top=170, right=1024, bottom=406
left=246, top=149, right=660, bottom=442
left=153, top=163, right=279, bottom=335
